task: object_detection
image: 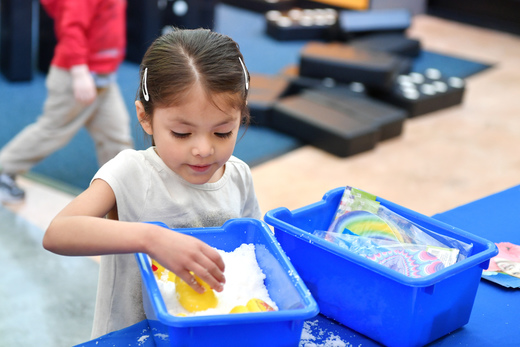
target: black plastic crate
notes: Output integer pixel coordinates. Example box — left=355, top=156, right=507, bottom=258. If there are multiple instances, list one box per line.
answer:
left=271, top=94, right=380, bottom=157
left=302, top=88, right=406, bottom=141
left=265, top=8, right=338, bottom=41
left=299, top=42, right=408, bottom=91
left=248, top=74, right=291, bottom=126
left=350, top=32, right=421, bottom=58
left=373, top=69, right=466, bottom=117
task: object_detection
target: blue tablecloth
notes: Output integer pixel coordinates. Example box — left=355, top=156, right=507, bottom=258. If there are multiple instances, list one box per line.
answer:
left=76, top=185, right=520, bottom=347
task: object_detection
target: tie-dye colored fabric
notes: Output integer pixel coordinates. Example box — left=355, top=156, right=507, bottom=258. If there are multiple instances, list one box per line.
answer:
left=367, top=249, right=445, bottom=278
left=330, top=210, right=404, bottom=243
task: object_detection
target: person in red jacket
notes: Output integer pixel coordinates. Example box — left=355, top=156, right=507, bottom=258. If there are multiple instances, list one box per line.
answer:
left=0, top=0, right=133, bottom=203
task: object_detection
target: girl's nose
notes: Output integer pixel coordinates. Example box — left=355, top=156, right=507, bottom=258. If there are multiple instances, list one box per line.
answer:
left=191, top=137, right=214, bottom=157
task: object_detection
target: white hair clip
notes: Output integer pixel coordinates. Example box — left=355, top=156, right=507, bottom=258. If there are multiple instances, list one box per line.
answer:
left=142, top=67, right=150, bottom=101
left=238, top=57, right=249, bottom=91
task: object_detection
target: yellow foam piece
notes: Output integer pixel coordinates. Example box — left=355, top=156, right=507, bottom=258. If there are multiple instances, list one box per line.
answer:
left=246, top=298, right=275, bottom=312
left=229, top=298, right=275, bottom=314
left=151, top=259, right=176, bottom=282
left=229, top=305, right=249, bottom=314
left=175, top=273, right=218, bottom=312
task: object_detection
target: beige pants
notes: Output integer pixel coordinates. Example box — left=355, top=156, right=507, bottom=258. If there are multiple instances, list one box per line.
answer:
left=0, top=66, right=133, bottom=174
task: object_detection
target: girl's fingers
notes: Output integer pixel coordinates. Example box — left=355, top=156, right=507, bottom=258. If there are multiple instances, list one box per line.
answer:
left=205, top=247, right=226, bottom=273
left=183, top=243, right=226, bottom=292
left=156, top=233, right=226, bottom=293
left=190, top=262, right=225, bottom=292
left=177, top=269, right=205, bottom=294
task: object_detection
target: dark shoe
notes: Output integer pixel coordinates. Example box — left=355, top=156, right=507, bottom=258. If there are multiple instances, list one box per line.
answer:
left=0, top=173, right=25, bottom=203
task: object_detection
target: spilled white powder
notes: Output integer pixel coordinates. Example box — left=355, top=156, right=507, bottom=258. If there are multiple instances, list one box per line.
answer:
left=299, top=320, right=353, bottom=347
left=136, top=334, right=149, bottom=346
left=154, top=333, right=168, bottom=340
left=156, top=243, right=278, bottom=316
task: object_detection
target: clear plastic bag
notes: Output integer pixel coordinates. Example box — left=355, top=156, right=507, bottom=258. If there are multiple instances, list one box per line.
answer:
left=314, top=186, right=473, bottom=278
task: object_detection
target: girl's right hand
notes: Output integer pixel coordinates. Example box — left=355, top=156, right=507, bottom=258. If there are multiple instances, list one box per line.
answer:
left=146, top=226, right=226, bottom=294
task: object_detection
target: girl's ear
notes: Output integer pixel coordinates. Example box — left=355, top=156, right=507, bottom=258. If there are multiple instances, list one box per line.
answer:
left=135, top=100, right=153, bottom=135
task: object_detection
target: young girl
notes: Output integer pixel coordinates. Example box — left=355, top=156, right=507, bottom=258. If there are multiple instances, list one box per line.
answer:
left=42, top=28, right=262, bottom=339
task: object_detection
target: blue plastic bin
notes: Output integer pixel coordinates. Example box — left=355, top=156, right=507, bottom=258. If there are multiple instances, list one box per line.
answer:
left=264, top=187, right=498, bottom=347
left=135, top=218, right=319, bottom=347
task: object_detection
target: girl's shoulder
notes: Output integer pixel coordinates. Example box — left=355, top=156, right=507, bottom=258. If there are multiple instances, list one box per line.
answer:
left=98, top=148, right=156, bottom=178
left=223, top=156, right=254, bottom=185
left=226, top=155, right=251, bottom=171
left=112, top=148, right=155, bottom=165
left=225, top=156, right=254, bottom=178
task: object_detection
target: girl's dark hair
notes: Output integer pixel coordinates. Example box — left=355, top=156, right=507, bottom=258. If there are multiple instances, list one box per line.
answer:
left=137, top=28, right=250, bottom=125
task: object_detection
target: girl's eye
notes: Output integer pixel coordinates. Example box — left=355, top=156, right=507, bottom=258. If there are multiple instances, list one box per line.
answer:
left=215, top=131, right=233, bottom=139
left=171, top=131, right=190, bottom=139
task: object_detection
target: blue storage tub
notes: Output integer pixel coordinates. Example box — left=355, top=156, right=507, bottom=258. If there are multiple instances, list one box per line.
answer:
left=135, top=218, right=319, bottom=347
left=264, top=187, right=498, bottom=347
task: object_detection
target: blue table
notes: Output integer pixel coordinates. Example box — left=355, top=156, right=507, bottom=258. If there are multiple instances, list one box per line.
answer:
left=75, top=185, right=520, bottom=347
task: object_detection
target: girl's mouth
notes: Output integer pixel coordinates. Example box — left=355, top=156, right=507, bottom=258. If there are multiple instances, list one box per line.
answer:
left=189, top=164, right=211, bottom=172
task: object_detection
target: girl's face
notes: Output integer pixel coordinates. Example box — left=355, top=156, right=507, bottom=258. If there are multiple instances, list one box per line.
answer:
left=137, top=83, right=241, bottom=185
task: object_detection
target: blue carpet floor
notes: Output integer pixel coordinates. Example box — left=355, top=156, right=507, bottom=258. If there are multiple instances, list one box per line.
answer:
left=0, top=4, right=492, bottom=191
